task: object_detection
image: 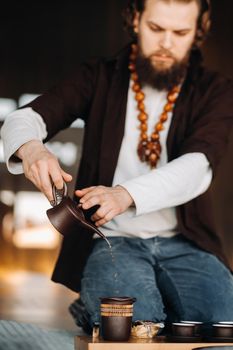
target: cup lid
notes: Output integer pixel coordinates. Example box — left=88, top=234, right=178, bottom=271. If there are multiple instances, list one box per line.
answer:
left=100, top=296, right=136, bottom=304
left=180, top=320, right=203, bottom=324
left=219, top=321, right=233, bottom=325
left=172, top=322, right=195, bottom=327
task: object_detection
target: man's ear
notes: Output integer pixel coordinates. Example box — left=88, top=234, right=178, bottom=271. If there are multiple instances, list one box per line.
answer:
left=202, top=11, right=211, bottom=33
left=133, top=11, right=140, bottom=34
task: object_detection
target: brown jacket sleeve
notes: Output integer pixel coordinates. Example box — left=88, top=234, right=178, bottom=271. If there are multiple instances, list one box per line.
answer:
left=178, top=75, right=233, bottom=174
left=24, top=59, right=100, bottom=140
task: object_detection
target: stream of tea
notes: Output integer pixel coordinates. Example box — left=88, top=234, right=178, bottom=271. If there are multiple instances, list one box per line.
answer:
left=102, top=236, right=119, bottom=294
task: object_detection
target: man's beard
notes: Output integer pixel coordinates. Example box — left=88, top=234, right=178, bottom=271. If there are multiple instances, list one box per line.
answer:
left=135, top=49, right=190, bottom=91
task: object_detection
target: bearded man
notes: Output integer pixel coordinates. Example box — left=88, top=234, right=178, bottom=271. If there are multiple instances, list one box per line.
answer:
left=2, top=0, right=233, bottom=332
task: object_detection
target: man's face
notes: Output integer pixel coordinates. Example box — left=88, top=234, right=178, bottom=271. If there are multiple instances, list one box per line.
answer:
left=133, top=0, right=200, bottom=71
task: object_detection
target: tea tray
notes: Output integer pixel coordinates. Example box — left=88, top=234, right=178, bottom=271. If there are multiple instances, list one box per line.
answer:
left=75, top=335, right=233, bottom=350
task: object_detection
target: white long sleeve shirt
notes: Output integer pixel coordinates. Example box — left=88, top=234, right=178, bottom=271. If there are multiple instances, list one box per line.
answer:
left=0, top=80, right=212, bottom=238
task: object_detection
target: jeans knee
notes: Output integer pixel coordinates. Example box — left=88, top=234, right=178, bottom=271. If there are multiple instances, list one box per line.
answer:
left=133, top=297, right=166, bottom=322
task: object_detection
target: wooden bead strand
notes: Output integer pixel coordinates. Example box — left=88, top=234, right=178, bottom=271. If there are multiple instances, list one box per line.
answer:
left=128, top=44, right=181, bottom=168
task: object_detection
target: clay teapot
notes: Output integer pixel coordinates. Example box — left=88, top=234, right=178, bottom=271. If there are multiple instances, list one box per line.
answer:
left=46, top=183, right=107, bottom=239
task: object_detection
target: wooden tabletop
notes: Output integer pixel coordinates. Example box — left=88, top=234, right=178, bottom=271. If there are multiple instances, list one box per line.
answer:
left=75, top=336, right=233, bottom=350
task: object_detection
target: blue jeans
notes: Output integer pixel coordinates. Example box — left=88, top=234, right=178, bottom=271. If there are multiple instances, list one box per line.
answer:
left=70, top=234, right=233, bottom=331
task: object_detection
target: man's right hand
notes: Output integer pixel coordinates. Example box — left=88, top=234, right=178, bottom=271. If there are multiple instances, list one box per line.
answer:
left=16, top=140, right=72, bottom=202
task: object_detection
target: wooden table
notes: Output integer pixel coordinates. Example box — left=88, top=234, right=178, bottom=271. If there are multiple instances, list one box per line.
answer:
left=75, top=336, right=233, bottom=350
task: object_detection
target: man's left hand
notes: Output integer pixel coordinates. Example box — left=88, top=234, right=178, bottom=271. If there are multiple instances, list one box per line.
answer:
left=75, top=185, right=134, bottom=227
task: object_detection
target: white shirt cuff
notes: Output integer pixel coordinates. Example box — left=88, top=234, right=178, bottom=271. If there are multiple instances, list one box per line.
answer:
left=0, top=107, right=47, bottom=174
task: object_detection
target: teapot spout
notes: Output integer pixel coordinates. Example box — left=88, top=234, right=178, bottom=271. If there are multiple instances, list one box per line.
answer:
left=84, top=220, right=112, bottom=248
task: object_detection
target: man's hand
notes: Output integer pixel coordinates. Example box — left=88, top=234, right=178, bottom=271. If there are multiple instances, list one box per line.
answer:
left=75, top=185, right=134, bottom=227
left=16, top=140, right=72, bottom=202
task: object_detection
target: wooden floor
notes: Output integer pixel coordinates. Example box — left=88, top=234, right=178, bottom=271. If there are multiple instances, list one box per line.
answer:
left=0, top=229, right=79, bottom=332
left=0, top=269, right=78, bottom=331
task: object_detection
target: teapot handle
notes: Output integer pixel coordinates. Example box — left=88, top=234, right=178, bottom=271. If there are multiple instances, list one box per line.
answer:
left=50, top=182, right=68, bottom=207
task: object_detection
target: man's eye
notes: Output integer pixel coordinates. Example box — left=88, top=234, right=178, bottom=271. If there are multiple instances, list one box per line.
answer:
left=150, top=27, right=163, bottom=32
left=175, top=31, right=189, bottom=36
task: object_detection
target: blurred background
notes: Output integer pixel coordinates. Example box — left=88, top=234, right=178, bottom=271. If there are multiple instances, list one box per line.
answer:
left=0, top=0, right=232, bottom=331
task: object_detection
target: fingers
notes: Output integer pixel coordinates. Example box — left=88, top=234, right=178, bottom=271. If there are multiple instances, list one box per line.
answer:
left=49, top=165, right=72, bottom=190
left=75, top=187, right=96, bottom=198
left=26, top=161, right=64, bottom=201
left=95, top=212, right=114, bottom=227
left=74, top=185, right=133, bottom=226
left=42, top=166, right=72, bottom=202
left=76, top=186, right=106, bottom=208
left=38, top=162, right=55, bottom=201
left=91, top=207, right=117, bottom=227
left=61, top=169, right=73, bottom=183
left=91, top=204, right=111, bottom=221
left=22, top=143, right=72, bottom=202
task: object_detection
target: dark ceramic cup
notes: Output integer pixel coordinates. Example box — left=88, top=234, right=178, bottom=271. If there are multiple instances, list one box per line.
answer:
left=180, top=321, right=203, bottom=335
left=100, top=297, right=136, bottom=341
left=46, top=183, right=106, bottom=239
left=212, top=324, right=233, bottom=338
left=172, top=322, right=196, bottom=337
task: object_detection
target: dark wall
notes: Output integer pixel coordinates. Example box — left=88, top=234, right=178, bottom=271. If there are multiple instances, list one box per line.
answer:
left=0, top=0, right=127, bottom=99
left=203, top=0, right=233, bottom=76
left=0, top=0, right=232, bottom=100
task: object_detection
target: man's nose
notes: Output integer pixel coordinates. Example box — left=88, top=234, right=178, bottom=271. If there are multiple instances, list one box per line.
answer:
left=159, top=31, right=173, bottom=50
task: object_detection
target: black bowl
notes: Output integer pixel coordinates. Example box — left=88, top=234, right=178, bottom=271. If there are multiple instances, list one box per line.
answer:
left=172, top=322, right=196, bottom=337
left=212, top=324, right=233, bottom=338
left=180, top=320, right=203, bottom=335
